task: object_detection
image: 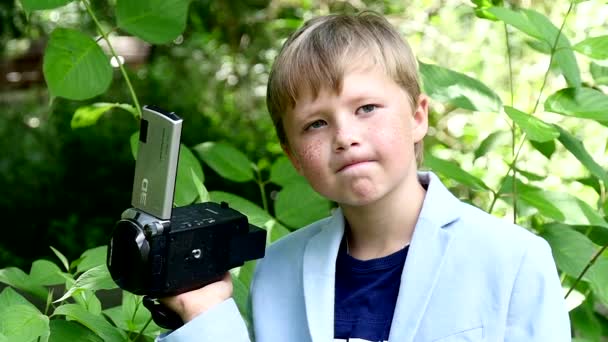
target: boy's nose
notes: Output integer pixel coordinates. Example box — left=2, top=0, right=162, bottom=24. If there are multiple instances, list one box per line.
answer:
left=333, top=128, right=360, bottom=151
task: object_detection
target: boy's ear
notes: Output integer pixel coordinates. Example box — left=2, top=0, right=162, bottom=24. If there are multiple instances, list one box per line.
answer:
left=281, top=143, right=303, bottom=174
left=412, top=94, right=429, bottom=143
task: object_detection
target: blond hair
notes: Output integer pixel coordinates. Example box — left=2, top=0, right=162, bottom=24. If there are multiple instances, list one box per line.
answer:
left=267, top=11, right=423, bottom=163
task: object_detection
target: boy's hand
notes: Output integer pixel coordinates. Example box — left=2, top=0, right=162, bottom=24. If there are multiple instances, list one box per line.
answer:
left=159, top=272, right=233, bottom=323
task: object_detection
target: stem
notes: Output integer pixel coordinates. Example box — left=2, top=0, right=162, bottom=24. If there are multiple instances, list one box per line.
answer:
left=490, top=2, right=574, bottom=214
left=133, top=317, right=153, bottom=342
left=256, top=169, right=269, bottom=212
left=565, top=244, right=608, bottom=299
left=504, top=22, right=518, bottom=223
left=82, top=0, right=142, bottom=118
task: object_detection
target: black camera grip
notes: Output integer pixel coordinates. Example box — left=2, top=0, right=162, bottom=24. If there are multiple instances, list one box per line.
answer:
left=143, top=296, right=184, bottom=330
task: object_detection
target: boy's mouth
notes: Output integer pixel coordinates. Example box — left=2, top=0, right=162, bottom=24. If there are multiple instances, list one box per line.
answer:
left=336, top=159, right=374, bottom=173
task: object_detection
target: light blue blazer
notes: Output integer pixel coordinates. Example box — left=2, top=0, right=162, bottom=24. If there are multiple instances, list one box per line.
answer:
left=160, top=172, right=571, bottom=341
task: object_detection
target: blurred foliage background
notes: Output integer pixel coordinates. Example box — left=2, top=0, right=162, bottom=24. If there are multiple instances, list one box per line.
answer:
left=1, top=0, right=606, bottom=269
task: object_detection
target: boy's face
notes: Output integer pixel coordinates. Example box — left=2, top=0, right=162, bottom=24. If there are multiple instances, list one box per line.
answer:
left=282, top=65, right=428, bottom=208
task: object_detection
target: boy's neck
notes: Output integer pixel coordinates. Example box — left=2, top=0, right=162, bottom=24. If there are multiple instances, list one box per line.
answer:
left=340, top=174, right=426, bottom=261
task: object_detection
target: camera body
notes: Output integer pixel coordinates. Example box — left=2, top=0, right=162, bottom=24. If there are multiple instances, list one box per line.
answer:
left=107, top=105, right=266, bottom=299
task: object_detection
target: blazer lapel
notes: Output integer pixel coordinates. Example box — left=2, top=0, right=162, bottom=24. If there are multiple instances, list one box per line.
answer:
left=389, top=172, right=462, bottom=342
left=303, top=209, right=345, bottom=341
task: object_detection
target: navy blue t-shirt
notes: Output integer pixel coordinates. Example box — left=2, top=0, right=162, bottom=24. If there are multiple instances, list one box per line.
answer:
left=334, top=239, right=409, bottom=341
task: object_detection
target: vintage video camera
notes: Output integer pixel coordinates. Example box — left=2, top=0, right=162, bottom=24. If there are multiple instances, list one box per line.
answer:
left=107, top=105, right=266, bottom=327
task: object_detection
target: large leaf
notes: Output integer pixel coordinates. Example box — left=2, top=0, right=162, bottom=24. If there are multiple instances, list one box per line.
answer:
left=541, top=192, right=608, bottom=228
left=175, top=144, right=205, bottom=206
left=529, top=139, right=556, bottom=159
left=54, top=265, right=116, bottom=303
left=75, top=246, right=107, bottom=274
left=275, top=182, right=332, bottom=229
left=419, top=61, right=502, bottom=112
left=517, top=190, right=565, bottom=221
left=555, top=125, right=608, bottom=184
left=590, top=62, right=608, bottom=85
left=0, top=267, right=46, bottom=299
left=209, top=191, right=271, bottom=228
left=0, top=287, right=36, bottom=310
left=43, top=28, right=112, bottom=100
left=119, top=292, right=162, bottom=334
left=53, top=304, right=126, bottom=341
left=270, top=156, right=305, bottom=187
left=195, top=142, right=254, bottom=183
left=0, top=304, right=49, bottom=342
left=545, top=87, right=608, bottom=122
left=20, top=0, right=72, bottom=11
left=116, top=0, right=190, bottom=44
left=48, top=320, right=103, bottom=342
left=423, top=153, right=490, bottom=191
left=573, top=36, right=608, bottom=60
left=541, top=224, right=595, bottom=279
left=503, top=106, right=559, bottom=142
left=71, top=103, right=136, bottom=129
left=489, top=7, right=580, bottom=87
left=473, top=131, right=510, bottom=160
left=29, top=259, right=65, bottom=286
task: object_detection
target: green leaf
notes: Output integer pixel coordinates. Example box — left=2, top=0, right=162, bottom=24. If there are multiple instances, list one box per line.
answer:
left=570, top=299, right=603, bottom=341
left=130, top=131, right=139, bottom=159
left=423, top=153, right=490, bottom=191
left=43, top=28, right=112, bottom=100
left=0, top=287, right=36, bottom=310
left=270, top=156, right=305, bottom=186
left=503, top=106, right=559, bottom=142
left=175, top=144, right=205, bottom=206
left=590, top=62, right=608, bottom=85
left=545, top=87, right=608, bottom=122
left=0, top=267, right=47, bottom=299
left=574, top=36, right=608, bottom=60
left=191, top=168, right=209, bottom=202
left=209, top=191, right=271, bottom=228
left=489, top=7, right=580, bottom=87
left=53, top=304, right=127, bottom=341
left=48, top=320, right=103, bottom=342
left=194, top=142, right=254, bottom=182
left=75, top=246, right=107, bottom=274
left=474, top=131, right=510, bottom=160
left=529, top=139, right=556, bottom=159
left=29, top=259, right=65, bottom=286
left=0, top=304, right=49, bottom=342
left=555, top=125, right=608, bottom=184
left=50, top=246, right=69, bottom=272
left=103, top=293, right=162, bottom=336
left=541, top=192, right=608, bottom=228
left=73, top=289, right=102, bottom=315
left=571, top=225, right=608, bottom=248
left=586, top=259, right=608, bottom=305
left=419, top=61, right=502, bottom=112
left=116, top=0, right=190, bottom=44
left=541, top=224, right=595, bottom=278
left=20, top=0, right=72, bottom=11
left=264, top=219, right=291, bottom=243
left=71, top=103, right=136, bottom=129
left=230, top=271, right=251, bottom=324
left=517, top=190, right=565, bottom=221
left=275, top=182, right=332, bottom=229
left=513, top=167, right=545, bottom=181
left=54, top=265, right=116, bottom=303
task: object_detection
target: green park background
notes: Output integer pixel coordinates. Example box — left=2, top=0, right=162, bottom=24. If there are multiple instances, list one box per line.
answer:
left=1, top=0, right=607, bottom=340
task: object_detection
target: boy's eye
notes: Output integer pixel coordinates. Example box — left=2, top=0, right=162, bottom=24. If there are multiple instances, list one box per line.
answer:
left=356, top=104, right=377, bottom=114
left=305, top=120, right=326, bottom=131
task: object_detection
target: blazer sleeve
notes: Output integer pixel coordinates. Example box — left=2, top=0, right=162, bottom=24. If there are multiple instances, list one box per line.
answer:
left=156, top=298, right=251, bottom=342
left=504, top=237, right=571, bottom=341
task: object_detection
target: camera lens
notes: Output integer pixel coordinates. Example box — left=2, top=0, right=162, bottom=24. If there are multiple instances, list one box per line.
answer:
left=107, top=219, right=150, bottom=295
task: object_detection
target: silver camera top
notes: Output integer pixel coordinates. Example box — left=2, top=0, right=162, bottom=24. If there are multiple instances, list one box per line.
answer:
left=131, top=105, right=183, bottom=220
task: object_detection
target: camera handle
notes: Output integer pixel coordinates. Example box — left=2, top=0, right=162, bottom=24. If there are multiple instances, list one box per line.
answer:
left=143, top=296, right=184, bottom=330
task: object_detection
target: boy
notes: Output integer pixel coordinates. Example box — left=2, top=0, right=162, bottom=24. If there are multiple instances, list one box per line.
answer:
left=159, top=11, right=571, bottom=341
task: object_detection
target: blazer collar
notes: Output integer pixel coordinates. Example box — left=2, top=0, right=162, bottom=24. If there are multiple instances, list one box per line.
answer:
left=388, top=171, right=462, bottom=341
left=302, top=172, right=462, bottom=341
